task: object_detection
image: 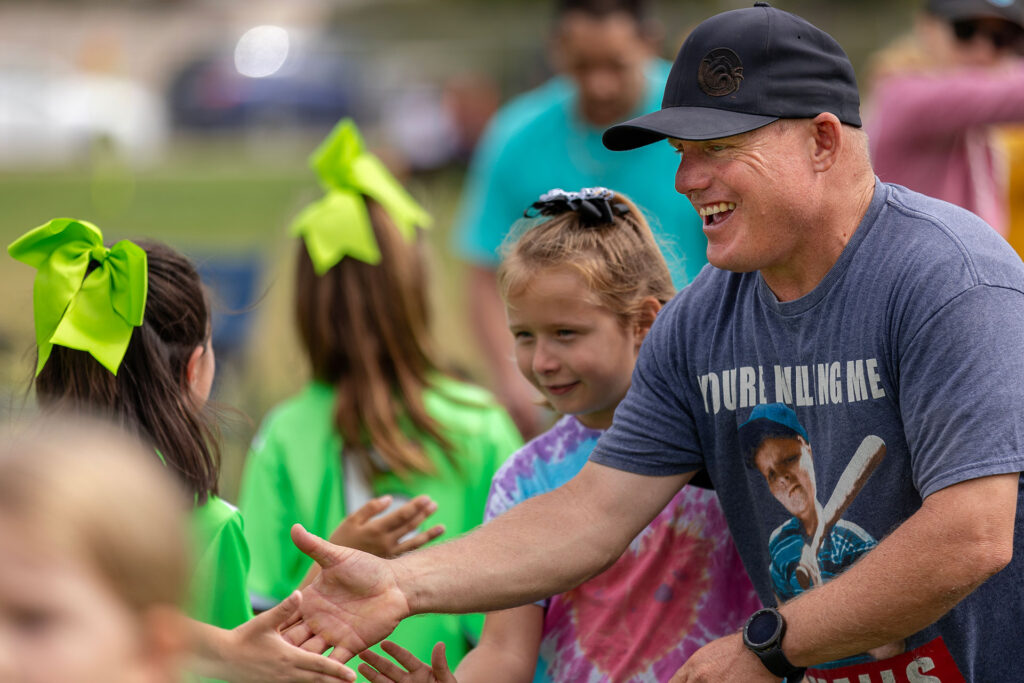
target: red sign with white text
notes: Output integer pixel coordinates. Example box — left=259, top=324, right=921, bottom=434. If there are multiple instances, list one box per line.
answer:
left=804, top=637, right=965, bottom=683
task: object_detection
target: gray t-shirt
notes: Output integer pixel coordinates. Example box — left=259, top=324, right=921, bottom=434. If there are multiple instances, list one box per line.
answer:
left=591, top=180, right=1024, bottom=681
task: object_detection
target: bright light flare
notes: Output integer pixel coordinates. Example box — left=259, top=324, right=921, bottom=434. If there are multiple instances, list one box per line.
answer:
left=234, top=25, right=290, bottom=78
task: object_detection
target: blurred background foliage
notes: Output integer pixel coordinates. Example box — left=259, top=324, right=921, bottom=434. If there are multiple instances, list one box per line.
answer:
left=0, top=0, right=921, bottom=497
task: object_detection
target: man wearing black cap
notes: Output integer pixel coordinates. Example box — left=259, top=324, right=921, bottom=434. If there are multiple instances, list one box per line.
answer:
left=281, top=5, right=1024, bottom=682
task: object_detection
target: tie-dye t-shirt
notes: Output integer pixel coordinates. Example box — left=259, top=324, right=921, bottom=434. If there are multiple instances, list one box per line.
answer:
left=486, top=415, right=761, bottom=683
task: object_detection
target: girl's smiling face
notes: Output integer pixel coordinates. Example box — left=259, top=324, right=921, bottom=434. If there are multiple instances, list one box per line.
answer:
left=506, top=267, right=645, bottom=429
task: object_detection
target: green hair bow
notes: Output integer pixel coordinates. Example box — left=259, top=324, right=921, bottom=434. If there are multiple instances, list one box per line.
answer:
left=8, top=218, right=148, bottom=376
left=290, top=118, right=432, bottom=275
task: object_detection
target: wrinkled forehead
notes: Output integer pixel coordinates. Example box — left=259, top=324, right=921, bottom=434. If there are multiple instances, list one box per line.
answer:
left=666, top=119, right=799, bottom=149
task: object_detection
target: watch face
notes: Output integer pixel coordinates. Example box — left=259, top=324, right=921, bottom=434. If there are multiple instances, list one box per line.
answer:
left=744, top=608, right=783, bottom=649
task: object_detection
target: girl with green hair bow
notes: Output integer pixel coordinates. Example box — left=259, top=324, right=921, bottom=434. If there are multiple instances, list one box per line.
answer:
left=8, top=218, right=357, bottom=683
left=238, top=119, right=522, bottom=679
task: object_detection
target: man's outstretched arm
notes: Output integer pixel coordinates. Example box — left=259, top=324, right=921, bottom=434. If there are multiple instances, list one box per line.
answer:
left=283, top=461, right=693, bottom=661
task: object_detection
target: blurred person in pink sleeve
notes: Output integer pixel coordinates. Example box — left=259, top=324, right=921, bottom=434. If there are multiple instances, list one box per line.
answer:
left=868, top=0, right=1024, bottom=236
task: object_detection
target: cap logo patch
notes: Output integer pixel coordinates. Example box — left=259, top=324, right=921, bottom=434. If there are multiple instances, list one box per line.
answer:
left=698, top=48, right=744, bottom=97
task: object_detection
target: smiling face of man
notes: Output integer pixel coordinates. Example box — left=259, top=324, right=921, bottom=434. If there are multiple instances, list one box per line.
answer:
left=668, top=120, right=822, bottom=277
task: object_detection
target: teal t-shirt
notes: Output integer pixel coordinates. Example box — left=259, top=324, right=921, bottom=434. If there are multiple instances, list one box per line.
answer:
left=453, top=61, right=705, bottom=287
left=238, top=375, right=522, bottom=679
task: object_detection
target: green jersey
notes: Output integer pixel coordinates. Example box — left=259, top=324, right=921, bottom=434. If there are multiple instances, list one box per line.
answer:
left=187, top=495, right=253, bottom=628
left=239, top=375, right=521, bottom=675
left=187, top=495, right=254, bottom=683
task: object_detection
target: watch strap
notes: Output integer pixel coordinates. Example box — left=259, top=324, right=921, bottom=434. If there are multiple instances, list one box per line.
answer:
left=757, top=645, right=805, bottom=679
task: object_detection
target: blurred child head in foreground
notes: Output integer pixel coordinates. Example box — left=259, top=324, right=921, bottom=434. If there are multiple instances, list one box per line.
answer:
left=0, top=417, right=190, bottom=683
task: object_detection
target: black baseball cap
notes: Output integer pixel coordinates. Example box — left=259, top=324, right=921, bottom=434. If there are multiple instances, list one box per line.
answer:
left=603, top=2, right=861, bottom=150
left=927, top=0, right=1024, bottom=28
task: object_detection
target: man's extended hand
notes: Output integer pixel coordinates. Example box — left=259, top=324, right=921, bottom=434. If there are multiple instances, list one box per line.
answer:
left=282, top=524, right=412, bottom=662
left=670, top=633, right=783, bottom=683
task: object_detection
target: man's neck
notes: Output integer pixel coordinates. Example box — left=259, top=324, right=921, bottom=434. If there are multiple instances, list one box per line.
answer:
left=762, top=176, right=876, bottom=302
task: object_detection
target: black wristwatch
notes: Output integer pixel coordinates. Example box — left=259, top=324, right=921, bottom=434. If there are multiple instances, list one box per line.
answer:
left=742, top=607, right=806, bottom=680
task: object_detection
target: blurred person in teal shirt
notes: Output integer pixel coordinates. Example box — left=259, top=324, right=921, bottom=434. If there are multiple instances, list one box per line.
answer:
left=453, top=0, right=705, bottom=439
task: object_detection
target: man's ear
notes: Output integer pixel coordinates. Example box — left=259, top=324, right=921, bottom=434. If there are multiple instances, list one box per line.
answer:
left=808, top=112, right=843, bottom=173
left=633, top=296, right=663, bottom=347
left=186, top=345, right=205, bottom=389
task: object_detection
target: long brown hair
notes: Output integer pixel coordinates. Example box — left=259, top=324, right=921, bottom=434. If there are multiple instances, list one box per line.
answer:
left=499, top=192, right=675, bottom=321
left=33, top=241, right=220, bottom=504
left=295, top=198, right=449, bottom=476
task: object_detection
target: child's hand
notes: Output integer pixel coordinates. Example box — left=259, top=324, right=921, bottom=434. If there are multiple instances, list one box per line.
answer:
left=200, top=591, right=356, bottom=682
left=328, top=494, right=444, bottom=558
left=358, top=641, right=457, bottom=683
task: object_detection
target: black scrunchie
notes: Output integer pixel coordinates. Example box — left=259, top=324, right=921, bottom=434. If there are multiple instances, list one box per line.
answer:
left=525, top=187, right=630, bottom=227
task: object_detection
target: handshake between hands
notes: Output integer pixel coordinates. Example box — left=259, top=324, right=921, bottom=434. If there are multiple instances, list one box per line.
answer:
left=279, top=520, right=457, bottom=683
left=219, top=495, right=440, bottom=683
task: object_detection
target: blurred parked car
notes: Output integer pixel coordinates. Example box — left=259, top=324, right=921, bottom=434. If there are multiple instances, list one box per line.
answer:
left=167, top=33, right=363, bottom=131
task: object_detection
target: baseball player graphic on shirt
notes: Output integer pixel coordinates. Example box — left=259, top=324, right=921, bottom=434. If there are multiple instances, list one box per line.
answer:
left=739, top=403, right=886, bottom=598
left=739, top=403, right=905, bottom=665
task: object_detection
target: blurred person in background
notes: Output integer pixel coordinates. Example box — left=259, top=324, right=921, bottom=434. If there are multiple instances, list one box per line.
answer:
left=452, top=0, right=705, bottom=438
left=868, top=0, right=1024, bottom=237
left=442, top=73, right=503, bottom=165
left=0, top=418, right=190, bottom=683
left=381, top=73, right=502, bottom=176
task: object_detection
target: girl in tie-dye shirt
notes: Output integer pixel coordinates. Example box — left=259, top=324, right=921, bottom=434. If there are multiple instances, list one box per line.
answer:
left=359, top=187, right=760, bottom=683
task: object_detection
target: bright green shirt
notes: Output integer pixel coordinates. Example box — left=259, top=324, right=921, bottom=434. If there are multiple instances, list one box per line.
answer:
left=239, top=375, right=521, bottom=676
left=187, top=495, right=254, bottom=683
left=187, top=495, right=253, bottom=629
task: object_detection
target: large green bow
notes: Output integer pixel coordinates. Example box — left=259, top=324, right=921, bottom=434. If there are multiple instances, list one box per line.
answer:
left=8, top=218, right=148, bottom=376
left=290, top=118, right=432, bottom=275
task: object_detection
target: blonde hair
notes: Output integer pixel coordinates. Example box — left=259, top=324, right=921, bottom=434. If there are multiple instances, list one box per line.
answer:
left=498, top=191, right=675, bottom=322
left=0, top=417, right=190, bottom=613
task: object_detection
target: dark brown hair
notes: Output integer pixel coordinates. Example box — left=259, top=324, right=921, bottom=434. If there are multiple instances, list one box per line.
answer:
left=33, top=241, right=220, bottom=504
left=498, top=192, right=675, bottom=322
left=295, top=198, right=449, bottom=477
